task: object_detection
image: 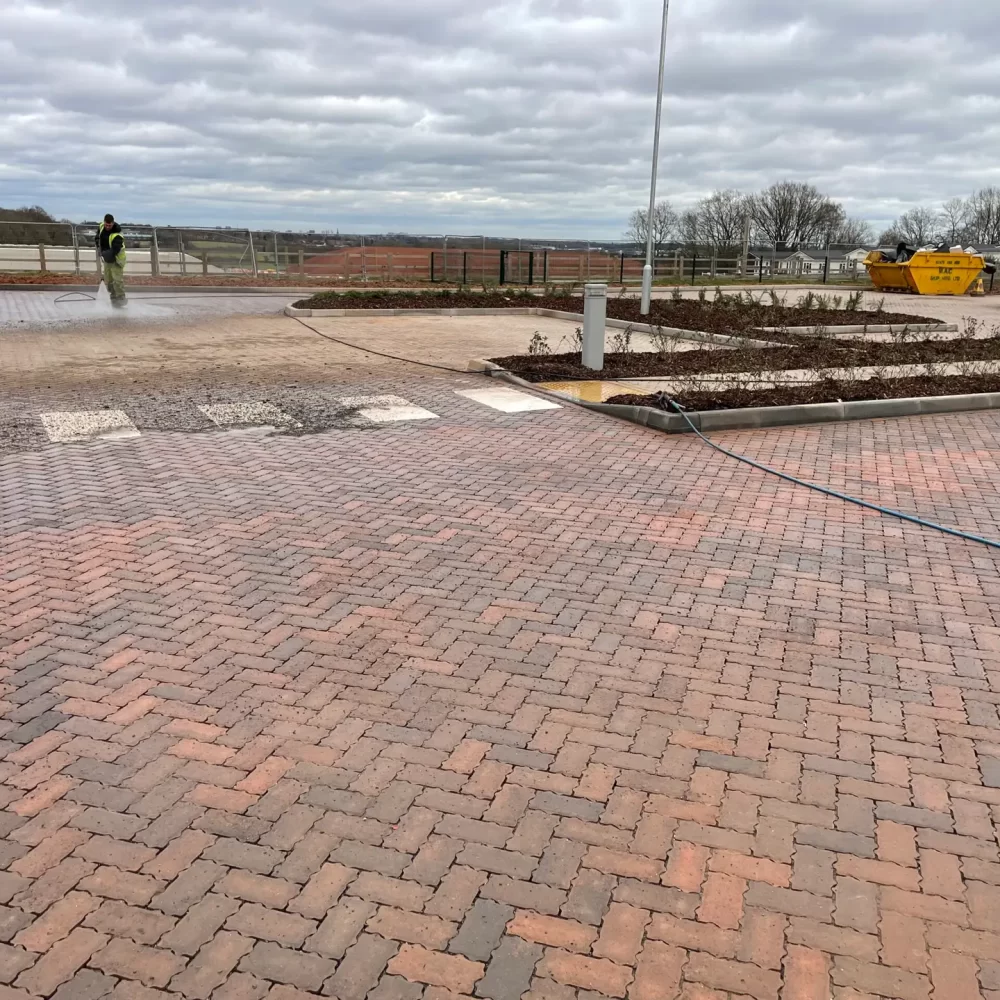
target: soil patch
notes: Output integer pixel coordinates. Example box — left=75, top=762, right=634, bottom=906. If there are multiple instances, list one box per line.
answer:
left=606, top=374, right=1000, bottom=411
left=292, top=289, right=936, bottom=335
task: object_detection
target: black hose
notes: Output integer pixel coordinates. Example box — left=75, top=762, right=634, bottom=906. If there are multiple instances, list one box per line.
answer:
left=655, top=393, right=1000, bottom=551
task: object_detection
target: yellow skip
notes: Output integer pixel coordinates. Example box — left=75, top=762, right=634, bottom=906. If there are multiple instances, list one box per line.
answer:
left=864, top=249, right=987, bottom=296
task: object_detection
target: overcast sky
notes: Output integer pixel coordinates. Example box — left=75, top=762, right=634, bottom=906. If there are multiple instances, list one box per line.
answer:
left=2, top=0, right=999, bottom=236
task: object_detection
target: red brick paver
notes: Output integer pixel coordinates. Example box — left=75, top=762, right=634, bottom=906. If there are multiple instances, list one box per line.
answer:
left=1, top=386, right=999, bottom=1000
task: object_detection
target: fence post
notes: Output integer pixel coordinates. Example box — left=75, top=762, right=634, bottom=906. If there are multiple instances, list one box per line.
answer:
left=543, top=251, right=549, bottom=284
left=499, top=251, right=506, bottom=285
left=298, top=247, right=304, bottom=275
left=430, top=254, right=435, bottom=283
left=202, top=252, right=208, bottom=276
left=691, top=254, right=697, bottom=286
left=273, top=232, right=280, bottom=274
left=179, top=232, right=187, bottom=275
left=71, top=225, right=80, bottom=274
left=823, top=256, right=830, bottom=284
left=361, top=236, right=366, bottom=283
left=528, top=252, right=534, bottom=286
left=463, top=252, right=468, bottom=286
left=386, top=253, right=393, bottom=282
left=710, top=252, right=717, bottom=277
left=247, top=230, right=258, bottom=277
left=619, top=252, right=625, bottom=285
left=758, top=253, right=764, bottom=283
left=38, top=244, right=46, bottom=272
left=151, top=227, right=160, bottom=276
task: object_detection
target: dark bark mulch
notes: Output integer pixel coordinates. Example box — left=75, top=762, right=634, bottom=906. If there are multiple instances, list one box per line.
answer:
left=492, top=335, right=1000, bottom=382
left=605, top=375, right=1000, bottom=412
left=293, top=289, right=937, bottom=334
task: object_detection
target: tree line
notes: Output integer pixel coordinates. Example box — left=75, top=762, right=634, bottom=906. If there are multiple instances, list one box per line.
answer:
left=627, top=182, right=1000, bottom=253
left=0, top=205, right=75, bottom=245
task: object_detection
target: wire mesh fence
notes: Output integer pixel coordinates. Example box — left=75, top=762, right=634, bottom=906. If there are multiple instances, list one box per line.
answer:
left=0, top=220, right=888, bottom=285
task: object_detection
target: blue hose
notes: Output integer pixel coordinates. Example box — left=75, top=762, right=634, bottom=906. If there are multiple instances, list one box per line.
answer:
left=657, top=394, right=1000, bottom=551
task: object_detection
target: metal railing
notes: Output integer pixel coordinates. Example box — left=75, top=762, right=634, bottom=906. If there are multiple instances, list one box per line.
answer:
left=0, top=221, right=879, bottom=285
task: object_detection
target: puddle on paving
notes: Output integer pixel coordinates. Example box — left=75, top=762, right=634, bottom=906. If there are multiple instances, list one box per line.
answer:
left=539, top=380, right=650, bottom=403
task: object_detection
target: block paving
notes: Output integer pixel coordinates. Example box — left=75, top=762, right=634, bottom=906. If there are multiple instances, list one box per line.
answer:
left=1, top=369, right=1000, bottom=999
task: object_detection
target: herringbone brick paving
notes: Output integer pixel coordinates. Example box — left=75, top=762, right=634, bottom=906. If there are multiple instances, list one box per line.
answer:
left=1, top=374, right=1000, bottom=999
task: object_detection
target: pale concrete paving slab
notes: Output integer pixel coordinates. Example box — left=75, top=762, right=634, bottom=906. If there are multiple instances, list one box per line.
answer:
left=338, top=394, right=439, bottom=423
left=455, top=386, right=561, bottom=413
left=39, top=409, right=140, bottom=443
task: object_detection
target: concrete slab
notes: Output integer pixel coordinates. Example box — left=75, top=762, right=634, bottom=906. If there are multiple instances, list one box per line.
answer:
left=39, top=409, right=141, bottom=443
left=454, top=387, right=561, bottom=413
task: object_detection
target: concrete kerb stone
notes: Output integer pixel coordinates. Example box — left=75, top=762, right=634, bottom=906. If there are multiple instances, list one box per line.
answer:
left=468, top=359, right=1000, bottom=434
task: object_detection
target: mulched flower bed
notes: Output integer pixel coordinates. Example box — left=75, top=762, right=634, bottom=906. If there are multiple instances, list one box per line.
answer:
left=491, top=333, right=1000, bottom=382
left=292, top=289, right=937, bottom=334
left=605, top=374, right=1000, bottom=411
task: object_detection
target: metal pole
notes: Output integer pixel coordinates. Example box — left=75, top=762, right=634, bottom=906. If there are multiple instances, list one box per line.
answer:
left=247, top=230, right=258, bottom=277
left=740, top=215, right=751, bottom=277
left=179, top=231, right=186, bottom=275
left=71, top=224, right=80, bottom=274
left=151, top=227, right=160, bottom=277
left=273, top=232, right=280, bottom=274
left=640, top=0, right=671, bottom=315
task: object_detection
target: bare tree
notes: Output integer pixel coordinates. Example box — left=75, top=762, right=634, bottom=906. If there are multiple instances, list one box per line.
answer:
left=890, top=207, right=941, bottom=246
left=878, top=226, right=903, bottom=246
left=689, top=189, right=750, bottom=248
left=626, top=201, right=678, bottom=255
left=966, top=187, right=1000, bottom=245
left=677, top=209, right=699, bottom=247
left=827, top=216, right=874, bottom=246
left=749, top=181, right=844, bottom=249
left=938, top=197, right=971, bottom=244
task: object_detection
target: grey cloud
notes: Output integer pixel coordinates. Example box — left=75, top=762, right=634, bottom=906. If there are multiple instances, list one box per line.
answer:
left=1, top=0, right=999, bottom=235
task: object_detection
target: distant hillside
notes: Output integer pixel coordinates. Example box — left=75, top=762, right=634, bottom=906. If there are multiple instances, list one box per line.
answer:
left=0, top=206, right=73, bottom=244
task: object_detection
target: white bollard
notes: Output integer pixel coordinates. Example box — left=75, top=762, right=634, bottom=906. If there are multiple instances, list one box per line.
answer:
left=582, top=282, right=607, bottom=371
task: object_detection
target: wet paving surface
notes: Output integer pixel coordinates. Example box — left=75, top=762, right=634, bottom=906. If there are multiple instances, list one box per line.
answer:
left=0, top=289, right=292, bottom=330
